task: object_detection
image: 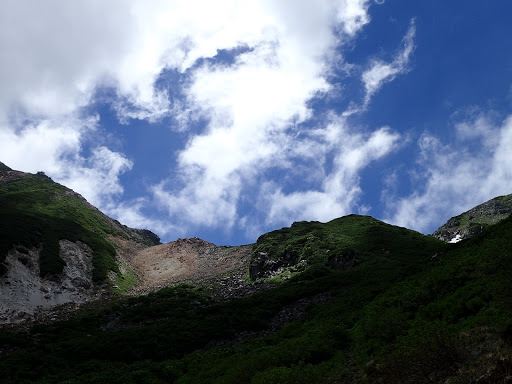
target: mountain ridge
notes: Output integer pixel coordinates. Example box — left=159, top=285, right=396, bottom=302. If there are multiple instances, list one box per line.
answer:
left=0, top=164, right=161, bottom=322
left=432, top=193, right=512, bottom=242
left=1, top=161, right=512, bottom=383
left=2, top=160, right=511, bottom=324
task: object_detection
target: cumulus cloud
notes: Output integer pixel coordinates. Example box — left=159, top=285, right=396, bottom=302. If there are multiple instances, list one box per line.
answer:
left=0, top=117, right=86, bottom=174
left=384, top=111, right=512, bottom=233
left=0, top=1, right=132, bottom=119
left=150, top=0, right=378, bottom=233
left=0, top=0, right=173, bottom=215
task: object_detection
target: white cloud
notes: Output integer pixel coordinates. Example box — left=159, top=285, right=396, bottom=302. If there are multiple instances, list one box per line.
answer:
left=0, top=1, right=134, bottom=119
left=149, top=0, right=376, bottom=233
left=0, top=0, right=174, bottom=218
left=361, top=19, right=415, bottom=106
left=384, top=112, right=512, bottom=233
left=263, top=123, right=401, bottom=226
left=57, top=146, right=133, bottom=208
left=105, top=198, right=175, bottom=236
left=1, top=0, right=420, bottom=240
left=454, top=109, right=500, bottom=148
left=0, top=117, right=86, bottom=174
left=0, top=115, right=132, bottom=207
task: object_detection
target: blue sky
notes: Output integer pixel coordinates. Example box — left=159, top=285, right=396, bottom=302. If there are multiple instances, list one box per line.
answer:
left=1, top=0, right=512, bottom=245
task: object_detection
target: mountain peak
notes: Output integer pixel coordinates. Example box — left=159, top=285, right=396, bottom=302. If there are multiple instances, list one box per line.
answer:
left=0, top=163, right=161, bottom=322
left=0, top=161, right=11, bottom=172
left=432, top=193, right=512, bottom=242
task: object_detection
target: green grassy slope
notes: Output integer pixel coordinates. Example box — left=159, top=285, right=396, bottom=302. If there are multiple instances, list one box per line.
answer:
left=1, top=173, right=130, bottom=281
left=432, top=193, right=512, bottom=241
left=251, top=215, right=443, bottom=280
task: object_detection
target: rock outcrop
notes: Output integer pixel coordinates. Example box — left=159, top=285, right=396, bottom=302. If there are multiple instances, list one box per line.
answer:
left=249, top=250, right=301, bottom=280
left=0, top=240, right=103, bottom=323
left=432, top=194, right=512, bottom=242
left=0, top=162, right=12, bottom=172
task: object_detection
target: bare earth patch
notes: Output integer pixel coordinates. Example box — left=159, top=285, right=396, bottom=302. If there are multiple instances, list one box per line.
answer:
left=120, top=237, right=253, bottom=295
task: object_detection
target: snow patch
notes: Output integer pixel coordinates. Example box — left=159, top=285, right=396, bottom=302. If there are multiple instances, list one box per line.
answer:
left=449, top=234, right=463, bottom=243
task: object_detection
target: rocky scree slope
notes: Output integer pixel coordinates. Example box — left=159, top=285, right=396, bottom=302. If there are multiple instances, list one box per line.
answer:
left=0, top=162, right=160, bottom=323
left=126, top=237, right=254, bottom=297
left=432, top=193, right=512, bottom=242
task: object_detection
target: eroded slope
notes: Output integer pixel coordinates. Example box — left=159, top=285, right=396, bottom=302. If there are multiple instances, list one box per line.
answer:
left=127, top=237, right=253, bottom=294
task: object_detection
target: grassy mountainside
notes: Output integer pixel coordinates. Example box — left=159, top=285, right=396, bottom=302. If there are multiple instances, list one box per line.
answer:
left=0, top=170, right=159, bottom=281
left=250, top=215, right=443, bottom=280
left=432, top=193, right=512, bottom=242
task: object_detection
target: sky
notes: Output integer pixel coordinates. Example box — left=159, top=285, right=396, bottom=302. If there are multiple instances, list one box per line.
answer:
left=1, top=0, right=512, bottom=245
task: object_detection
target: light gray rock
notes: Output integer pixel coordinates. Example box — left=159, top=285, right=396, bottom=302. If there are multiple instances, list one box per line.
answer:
left=0, top=240, right=98, bottom=324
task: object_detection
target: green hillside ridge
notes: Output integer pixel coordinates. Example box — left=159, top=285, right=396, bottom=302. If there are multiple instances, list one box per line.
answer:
left=250, top=215, right=443, bottom=281
left=0, top=169, right=159, bottom=281
left=432, top=193, right=512, bottom=242
left=2, top=210, right=511, bottom=383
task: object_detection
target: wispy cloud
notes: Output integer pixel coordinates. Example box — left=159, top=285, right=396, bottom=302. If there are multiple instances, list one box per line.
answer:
left=105, top=198, right=175, bottom=238
left=262, top=122, right=401, bottom=227
left=384, top=110, right=512, bottom=233
left=148, top=0, right=380, bottom=235
left=361, top=19, right=416, bottom=106
left=57, top=146, right=133, bottom=208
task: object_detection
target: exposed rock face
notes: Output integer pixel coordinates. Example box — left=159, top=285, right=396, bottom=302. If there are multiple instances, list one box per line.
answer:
left=325, top=249, right=359, bottom=270
left=249, top=251, right=301, bottom=280
left=0, top=168, right=27, bottom=184
left=0, top=240, right=102, bottom=323
left=249, top=248, right=360, bottom=281
left=432, top=194, right=512, bottom=242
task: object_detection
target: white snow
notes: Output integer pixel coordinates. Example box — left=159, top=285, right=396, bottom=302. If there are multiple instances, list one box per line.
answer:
left=449, top=234, right=463, bottom=243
